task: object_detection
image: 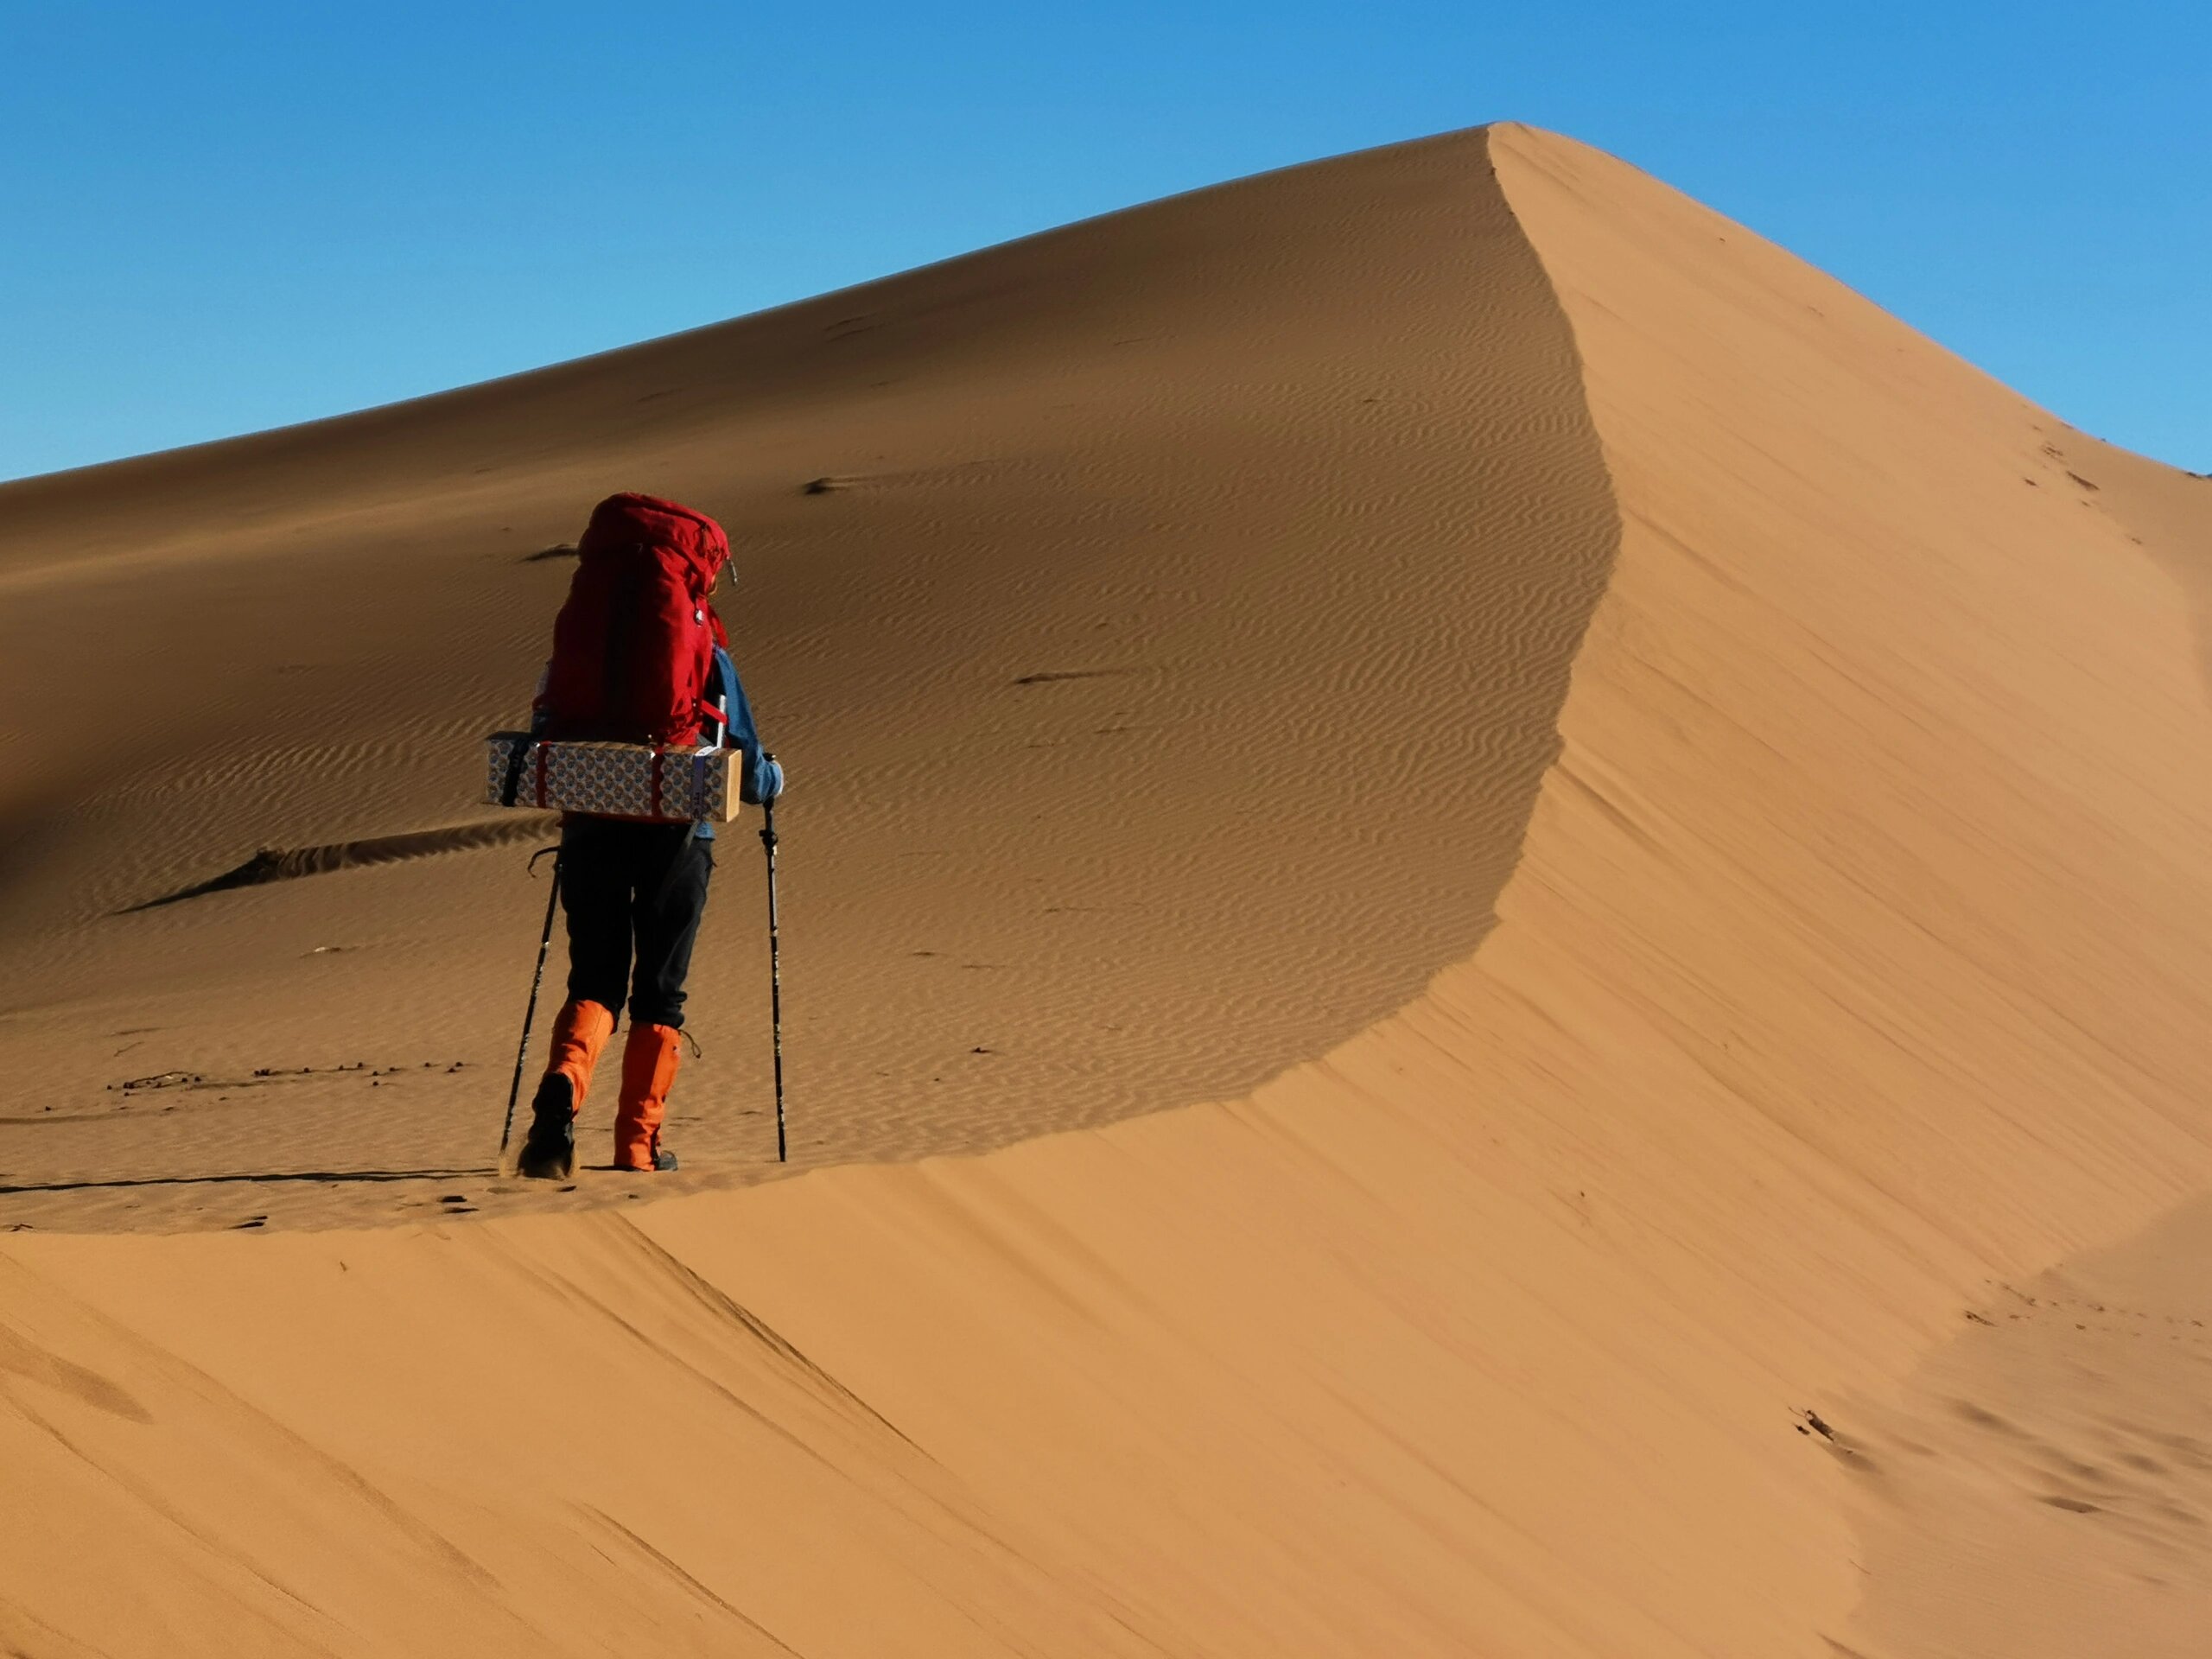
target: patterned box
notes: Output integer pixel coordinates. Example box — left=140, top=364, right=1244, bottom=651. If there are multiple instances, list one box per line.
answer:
left=483, top=734, right=738, bottom=823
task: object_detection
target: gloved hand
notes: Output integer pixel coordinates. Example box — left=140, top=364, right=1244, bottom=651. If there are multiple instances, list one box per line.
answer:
left=756, top=752, right=785, bottom=804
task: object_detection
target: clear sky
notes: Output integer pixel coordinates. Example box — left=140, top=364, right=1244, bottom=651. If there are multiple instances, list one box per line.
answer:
left=3, top=2, right=2206, bottom=481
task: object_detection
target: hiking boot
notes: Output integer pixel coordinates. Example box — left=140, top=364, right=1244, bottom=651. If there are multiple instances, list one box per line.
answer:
left=613, top=1021, right=683, bottom=1173
left=516, top=1076, right=577, bottom=1180
left=517, top=1000, right=614, bottom=1179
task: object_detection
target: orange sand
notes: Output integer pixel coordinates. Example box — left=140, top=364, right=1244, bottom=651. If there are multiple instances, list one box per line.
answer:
left=2, top=124, right=2208, bottom=1655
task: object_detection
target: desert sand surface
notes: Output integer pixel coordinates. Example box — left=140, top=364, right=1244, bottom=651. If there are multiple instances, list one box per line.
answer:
left=1841, top=1191, right=2212, bottom=1656
left=3, top=124, right=2210, bottom=1654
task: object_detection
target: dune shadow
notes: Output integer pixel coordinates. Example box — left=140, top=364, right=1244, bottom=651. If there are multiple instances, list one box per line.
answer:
left=741, top=126, right=1626, bottom=1158
left=8, top=126, right=1630, bottom=1197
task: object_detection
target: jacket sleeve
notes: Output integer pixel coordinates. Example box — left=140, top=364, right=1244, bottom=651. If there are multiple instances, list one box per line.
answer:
left=712, top=649, right=784, bottom=805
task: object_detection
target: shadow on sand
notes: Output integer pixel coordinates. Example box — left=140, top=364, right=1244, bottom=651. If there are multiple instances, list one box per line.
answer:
left=0, top=1167, right=486, bottom=1197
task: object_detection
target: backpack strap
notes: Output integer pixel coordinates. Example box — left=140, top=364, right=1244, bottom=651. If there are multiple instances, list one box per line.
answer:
left=498, top=734, right=530, bottom=808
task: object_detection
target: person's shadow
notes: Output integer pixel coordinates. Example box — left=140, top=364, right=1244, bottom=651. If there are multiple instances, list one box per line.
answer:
left=0, top=1167, right=482, bottom=1196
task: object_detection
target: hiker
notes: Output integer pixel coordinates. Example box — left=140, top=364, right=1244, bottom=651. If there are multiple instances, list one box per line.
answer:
left=516, top=493, right=784, bottom=1179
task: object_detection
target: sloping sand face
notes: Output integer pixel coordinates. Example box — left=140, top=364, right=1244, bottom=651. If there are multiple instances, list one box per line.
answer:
left=4, top=125, right=2212, bottom=1655
left=0, top=129, right=1614, bottom=1228
left=1838, top=1192, right=2212, bottom=1657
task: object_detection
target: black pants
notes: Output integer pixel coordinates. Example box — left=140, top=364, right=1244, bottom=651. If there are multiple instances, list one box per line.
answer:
left=559, top=817, right=714, bottom=1029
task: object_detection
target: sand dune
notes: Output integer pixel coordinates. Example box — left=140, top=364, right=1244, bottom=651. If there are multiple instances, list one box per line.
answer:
left=0, top=126, right=1616, bottom=1229
left=3, top=124, right=2209, bottom=1653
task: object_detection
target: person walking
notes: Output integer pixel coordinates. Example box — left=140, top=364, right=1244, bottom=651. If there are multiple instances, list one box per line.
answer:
left=515, top=493, right=784, bottom=1180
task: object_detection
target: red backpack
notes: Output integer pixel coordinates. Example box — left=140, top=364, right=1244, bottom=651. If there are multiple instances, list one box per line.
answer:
left=536, top=493, right=732, bottom=747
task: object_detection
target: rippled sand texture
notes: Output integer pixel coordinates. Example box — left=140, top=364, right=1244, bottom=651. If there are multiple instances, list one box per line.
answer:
left=0, top=127, right=1616, bottom=1230
left=3, top=124, right=2212, bottom=1656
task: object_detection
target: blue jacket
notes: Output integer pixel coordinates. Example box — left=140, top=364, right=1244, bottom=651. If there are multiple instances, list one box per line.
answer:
left=704, top=646, right=783, bottom=840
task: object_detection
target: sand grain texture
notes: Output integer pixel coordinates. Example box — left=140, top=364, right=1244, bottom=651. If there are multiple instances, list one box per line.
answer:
left=2, top=124, right=2210, bottom=1654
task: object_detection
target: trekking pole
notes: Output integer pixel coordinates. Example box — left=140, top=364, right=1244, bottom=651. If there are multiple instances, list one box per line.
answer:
left=499, top=854, right=563, bottom=1161
left=760, top=772, right=787, bottom=1162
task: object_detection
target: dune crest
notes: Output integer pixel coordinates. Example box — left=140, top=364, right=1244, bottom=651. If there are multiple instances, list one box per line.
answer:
left=3, top=125, right=2210, bottom=1653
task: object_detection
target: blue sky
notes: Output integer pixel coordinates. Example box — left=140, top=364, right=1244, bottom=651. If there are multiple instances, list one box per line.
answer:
left=3, top=2, right=2206, bottom=480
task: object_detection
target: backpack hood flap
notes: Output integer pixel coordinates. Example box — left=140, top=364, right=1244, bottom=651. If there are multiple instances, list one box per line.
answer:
left=577, top=493, right=730, bottom=590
